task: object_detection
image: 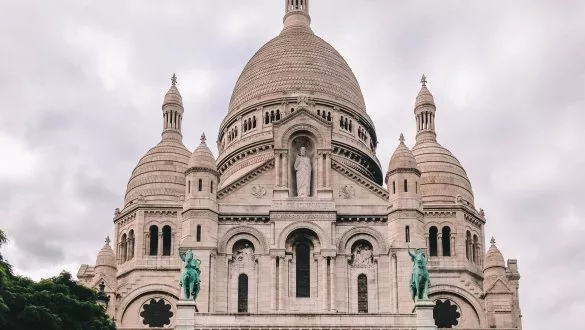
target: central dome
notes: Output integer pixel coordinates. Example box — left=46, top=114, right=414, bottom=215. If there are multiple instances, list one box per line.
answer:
left=228, top=24, right=366, bottom=114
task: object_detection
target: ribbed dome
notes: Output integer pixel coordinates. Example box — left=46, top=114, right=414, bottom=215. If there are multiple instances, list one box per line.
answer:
left=124, top=139, right=191, bottom=206
left=228, top=24, right=366, bottom=114
left=164, top=85, right=183, bottom=107
left=188, top=133, right=217, bottom=170
left=484, top=238, right=505, bottom=270
left=95, top=240, right=116, bottom=268
left=412, top=140, right=474, bottom=205
left=388, top=134, right=419, bottom=174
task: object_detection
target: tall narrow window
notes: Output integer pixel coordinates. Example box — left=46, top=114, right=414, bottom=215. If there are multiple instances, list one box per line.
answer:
left=187, top=180, right=191, bottom=193
left=149, top=225, right=158, bottom=256
left=465, top=231, right=472, bottom=260
left=198, top=179, right=202, bottom=192
left=296, top=242, right=310, bottom=297
left=392, top=181, right=396, bottom=194
left=404, top=179, right=408, bottom=192
left=405, top=226, right=411, bottom=243
left=128, top=230, right=135, bottom=260
left=196, top=225, right=202, bottom=242
left=429, top=226, right=438, bottom=256
left=416, top=181, right=418, bottom=194
left=357, top=274, right=368, bottom=313
left=210, top=181, right=214, bottom=193
left=120, top=233, right=127, bottom=262
left=442, top=226, right=451, bottom=256
left=162, top=225, right=172, bottom=256
left=238, top=274, right=249, bottom=313
left=472, top=235, right=479, bottom=264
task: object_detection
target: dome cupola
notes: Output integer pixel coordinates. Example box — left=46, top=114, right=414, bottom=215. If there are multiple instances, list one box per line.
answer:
left=411, top=76, right=475, bottom=206
left=386, top=133, right=420, bottom=183
left=188, top=133, right=217, bottom=172
left=484, top=237, right=506, bottom=271
left=123, top=75, right=190, bottom=207
left=95, top=236, right=116, bottom=269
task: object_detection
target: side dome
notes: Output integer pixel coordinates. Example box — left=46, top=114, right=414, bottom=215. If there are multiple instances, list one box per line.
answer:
left=188, top=133, right=217, bottom=171
left=412, top=140, right=474, bottom=205
left=95, top=240, right=116, bottom=268
left=124, top=139, right=191, bottom=206
left=386, top=134, right=420, bottom=183
left=484, top=238, right=506, bottom=270
left=228, top=23, right=366, bottom=115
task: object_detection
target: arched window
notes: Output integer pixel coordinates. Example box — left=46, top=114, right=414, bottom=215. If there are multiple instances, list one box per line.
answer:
left=270, top=110, right=275, bottom=122
left=349, top=120, right=353, bottom=132
left=276, top=109, right=281, bottom=120
left=264, top=112, right=269, bottom=124
left=404, top=179, right=408, bottom=192
left=429, top=226, right=438, bottom=257
left=128, top=230, right=135, bottom=260
left=357, top=274, right=368, bottom=313
left=252, top=116, right=257, bottom=128
left=238, top=274, right=248, bottom=313
left=198, top=179, right=202, bottom=192
left=291, top=107, right=295, bottom=113
left=120, top=233, right=127, bottom=262
left=162, top=225, right=172, bottom=256
left=296, top=242, right=311, bottom=297
left=327, top=112, right=331, bottom=121
left=472, top=235, right=479, bottom=264
left=317, top=109, right=321, bottom=116
left=405, top=226, right=410, bottom=243
left=243, top=120, right=247, bottom=132
left=416, top=181, right=418, bottom=194
left=210, top=181, right=214, bottom=193
left=196, top=225, right=202, bottom=242
left=465, top=231, right=472, bottom=260
left=187, top=180, right=191, bottom=193
left=149, top=225, right=158, bottom=256
left=392, top=181, right=396, bottom=194
left=442, top=226, right=451, bottom=256
left=340, top=116, right=344, bottom=127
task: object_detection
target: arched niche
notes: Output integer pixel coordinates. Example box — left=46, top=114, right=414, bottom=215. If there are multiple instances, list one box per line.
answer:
left=289, top=134, right=316, bottom=197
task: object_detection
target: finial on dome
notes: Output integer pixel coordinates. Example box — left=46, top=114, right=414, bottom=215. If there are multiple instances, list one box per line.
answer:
left=200, top=132, right=206, bottom=143
left=105, top=236, right=111, bottom=246
left=490, top=237, right=496, bottom=246
left=171, top=73, right=177, bottom=86
left=399, top=133, right=405, bottom=143
left=420, top=74, right=427, bottom=87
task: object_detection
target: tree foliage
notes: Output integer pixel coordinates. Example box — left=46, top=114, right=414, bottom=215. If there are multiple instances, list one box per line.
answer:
left=0, top=229, right=115, bottom=330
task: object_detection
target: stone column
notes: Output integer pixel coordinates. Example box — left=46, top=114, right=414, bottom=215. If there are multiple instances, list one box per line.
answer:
left=282, top=151, right=288, bottom=188
left=325, top=152, right=331, bottom=187
left=275, top=151, right=282, bottom=187
left=158, top=231, right=163, bottom=256
left=329, top=257, right=336, bottom=311
left=317, top=151, right=323, bottom=188
left=319, top=255, right=327, bottom=310
left=450, top=234, right=456, bottom=257
left=437, top=234, right=443, bottom=257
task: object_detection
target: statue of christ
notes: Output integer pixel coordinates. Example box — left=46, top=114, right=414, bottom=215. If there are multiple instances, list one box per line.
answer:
left=294, top=147, right=311, bottom=197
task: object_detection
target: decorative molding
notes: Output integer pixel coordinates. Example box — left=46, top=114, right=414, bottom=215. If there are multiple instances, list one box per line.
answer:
left=182, top=210, right=217, bottom=218
left=336, top=215, right=388, bottom=222
left=218, top=215, right=270, bottom=223
left=331, top=158, right=388, bottom=201
left=144, top=210, right=178, bottom=218
left=185, top=167, right=219, bottom=176
left=115, top=212, right=136, bottom=226
left=251, top=185, right=267, bottom=198
left=218, top=159, right=275, bottom=199
left=271, top=212, right=336, bottom=221
left=338, top=184, right=355, bottom=199
left=424, top=211, right=456, bottom=218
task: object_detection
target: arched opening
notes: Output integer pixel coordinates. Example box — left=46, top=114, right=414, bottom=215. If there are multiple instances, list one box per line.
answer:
left=405, top=226, right=411, bottom=243
left=276, top=110, right=281, bottom=120
left=264, top=112, right=269, bottom=124
left=465, top=231, right=472, bottom=260
left=237, top=274, right=249, bottom=313
left=120, top=233, right=127, bottom=262
left=433, top=299, right=461, bottom=328
left=392, top=181, right=396, bottom=194
left=357, top=274, right=368, bottom=313
left=149, top=225, right=158, bottom=256
left=429, top=227, right=438, bottom=257
left=442, top=227, right=451, bottom=256
left=162, top=225, right=172, bottom=256
left=296, top=242, right=311, bottom=297
left=128, top=230, right=135, bottom=260
left=196, top=225, right=202, bottom=242
left=198, top=179, right=202, bottom=192
left=252, top=116, right=256, bottom=128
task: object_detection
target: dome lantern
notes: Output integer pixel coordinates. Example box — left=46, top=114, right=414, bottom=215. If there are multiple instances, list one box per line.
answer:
left=162, top=73, right=184, bottom=142
left=284, top=0, right=311, bottom=29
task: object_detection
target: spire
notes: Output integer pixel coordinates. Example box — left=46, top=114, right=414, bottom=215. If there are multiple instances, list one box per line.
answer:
left=414, top=74, right=437, bottom=143
left=283, top=0, right=311, bottom=30
left=162, top=74, right=184, bottom=141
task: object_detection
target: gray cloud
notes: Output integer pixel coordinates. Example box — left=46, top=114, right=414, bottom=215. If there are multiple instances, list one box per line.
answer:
left=0, top=0, right=583, bottom=328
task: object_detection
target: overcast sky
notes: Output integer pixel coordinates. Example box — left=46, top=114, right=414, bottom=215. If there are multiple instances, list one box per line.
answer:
left=0, top=0, right=583, bottom=328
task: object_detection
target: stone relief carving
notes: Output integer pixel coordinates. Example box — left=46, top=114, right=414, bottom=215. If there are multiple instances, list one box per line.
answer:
left=294, top=147, right=311, bottom=197
left=233, top=242, right=255, bottom=264
left=339, top=185, right=355, bottom=199
left=251, top=185, right=267, bottom=198
left=351, top=241, right=374, bottom=267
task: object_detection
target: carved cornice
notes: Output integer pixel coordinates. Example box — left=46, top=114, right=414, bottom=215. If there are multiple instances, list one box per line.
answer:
left=424, top=211, right=456, bottom=218
left=185, top=167, right=219, bottom=177
left=331, top=158, right=389, bottom=201
left=336, top=215, right=388, bottom=222
left=144, top=210, right=178, bottom=218
left=271, top=212, right=336, bottom=221
left=115, top=212, right=136, bottom=226
left=218, top=215, right=270, bottom=223
left=218, top=159, right=275, bottom=199
left=182, top=210, right=218, bottom=218
left=218, top=141, right=274, bottom=175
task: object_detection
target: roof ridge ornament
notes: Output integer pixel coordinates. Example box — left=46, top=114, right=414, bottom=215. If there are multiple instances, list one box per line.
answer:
left=399, top=133, right=405, bottom=143
left=105, top=236, right=111, bottom=246
left=490, top=237, right=496, bottom=246
left=171, top=73, right=177, bottom=86
left=200, top=132, right=207, bottom=144
left=420, top=74, right=427, bottom=87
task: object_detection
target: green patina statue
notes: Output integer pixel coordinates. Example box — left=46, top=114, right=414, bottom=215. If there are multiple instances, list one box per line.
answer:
left=408, top=246, right=431, bottom=302
left=179, top=248, right=201, bottom=301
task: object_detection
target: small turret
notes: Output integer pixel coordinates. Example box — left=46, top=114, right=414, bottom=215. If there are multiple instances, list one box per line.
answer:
left=283, top=0, right=311, bottom=30
left=415, top=74, right=437, bottom=143
left=386, top=133, right=422, bottom=209
left=162, top=73, right=184, bottom=141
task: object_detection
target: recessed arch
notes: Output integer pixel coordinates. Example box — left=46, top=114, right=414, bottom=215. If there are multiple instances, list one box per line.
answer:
left=219, top=226, right=269, bottom=254
left=116, top=285, right=179, bottom=324
left=337, top=226, right=388, bottom=255
left=429, top=285, right=487, bottom=327
left=277, top=221, right=328, bottom=250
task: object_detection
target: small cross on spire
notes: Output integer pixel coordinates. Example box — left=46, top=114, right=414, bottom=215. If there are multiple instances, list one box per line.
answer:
left=105, top=236, right=111, bottom=245
left=490, top=237, right=496, bottom=246
left=399, top=133, right=405, bottom=143
left=171, top=73, right=177, bottom=86
left=420, top=74, right=427, bottom=87
left=200, top=132, right=206, bottom=143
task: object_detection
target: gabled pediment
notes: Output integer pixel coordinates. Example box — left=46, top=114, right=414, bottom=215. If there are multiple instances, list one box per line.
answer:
left=218, top=158, right=275, bottom=199
left=272, top=107, right=332, bottom=149
left=485, top=278, right=513, bottom=295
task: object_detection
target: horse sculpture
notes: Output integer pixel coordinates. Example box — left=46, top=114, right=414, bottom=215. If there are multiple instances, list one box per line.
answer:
left=179, top=248, right=201, bottom=301
left=408, top=246, right=431, bottom=302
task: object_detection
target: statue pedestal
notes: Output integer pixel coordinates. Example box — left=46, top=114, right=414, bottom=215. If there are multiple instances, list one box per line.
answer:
left=175, top=300, right=198, bottom=330
left=414, top=300, right=437, bottom=330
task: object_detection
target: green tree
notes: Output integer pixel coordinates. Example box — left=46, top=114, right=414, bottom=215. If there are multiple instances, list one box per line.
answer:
left=0, top=229, right=115, bottom=330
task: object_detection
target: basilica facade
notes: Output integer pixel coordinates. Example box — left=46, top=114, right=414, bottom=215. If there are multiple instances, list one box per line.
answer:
left=77, top=1, right=522, bottom=329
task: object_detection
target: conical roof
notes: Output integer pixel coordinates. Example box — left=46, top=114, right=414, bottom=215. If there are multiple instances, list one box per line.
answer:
left=188, top=133, right=217, bottom=171
left=95, top=237, right=116, bottom=268
left=484, top=237, right=506, bottom=270
left=388, top=134, right=419, bottom=173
